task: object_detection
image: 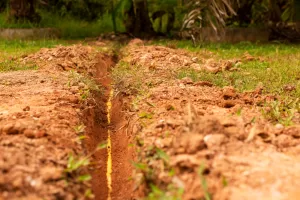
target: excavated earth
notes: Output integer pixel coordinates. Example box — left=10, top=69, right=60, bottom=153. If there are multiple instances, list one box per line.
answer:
left=0, top=39, right=300, bottom=200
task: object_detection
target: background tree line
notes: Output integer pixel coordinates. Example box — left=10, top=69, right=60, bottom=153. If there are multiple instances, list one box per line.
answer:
left=0, top=0, right=300, bottom=38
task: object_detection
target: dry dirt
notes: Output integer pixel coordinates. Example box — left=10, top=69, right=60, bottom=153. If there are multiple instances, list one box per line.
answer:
left=1, top=40, right=300, bottom=200
left=0, top=44, right=133, bottom=200
left=119, top=40, right=300, bottom=200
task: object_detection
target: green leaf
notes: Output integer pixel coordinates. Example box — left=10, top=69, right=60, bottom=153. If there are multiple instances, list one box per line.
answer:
left=222, top=176, right=228, bottom=187
left=131, top=162, right=148, bottom=171
left=281, top=7, right=291, bottom=22
left=97, top=142, right=107, bottom=150
left=139, top=111, right=153, bottom=119
left=156, top=148, right=170, bottom=162
left=78, top=174, right=92, bottom=182
left=84, top=189, right=94, bottom=199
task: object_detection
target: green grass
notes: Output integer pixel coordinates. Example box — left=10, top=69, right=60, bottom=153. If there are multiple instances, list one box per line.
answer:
left=0, top=39, right=67, bottom=56
left=0, top=60, right=38, bottom=72
left=0, top=11, right=125, bottom=39
left=0, top=39, right=68, bottom=72
left=153, top=40, right=300, bottom=99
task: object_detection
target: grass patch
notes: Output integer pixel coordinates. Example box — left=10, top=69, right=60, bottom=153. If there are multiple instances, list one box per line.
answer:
left=169, top=41, right=300, bottom=99
left=112, top=61, right=147, bottom=96
left=0, top=11, right=125, bottom=39
left=0, top=60, right=38, bottom=72
left=0, top=39, right=68, bottom=60
left=0, top=39, right=68, bottom=72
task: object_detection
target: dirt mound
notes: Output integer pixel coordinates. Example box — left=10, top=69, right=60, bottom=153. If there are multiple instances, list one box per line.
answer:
left=0, top=49, right=118, bottom=200
left=0, top=71, right=90, bottom=200
left=22, top=44, right=97, bottom=73
left=124, top=44, right=239, bottom=73
left=117, top=44, right=300, bottom=200
left=130, top=80, right=300, bottom=200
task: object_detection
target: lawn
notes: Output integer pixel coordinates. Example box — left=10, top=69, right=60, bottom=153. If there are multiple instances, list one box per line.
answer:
left=153, top=40, right=300, bottom=99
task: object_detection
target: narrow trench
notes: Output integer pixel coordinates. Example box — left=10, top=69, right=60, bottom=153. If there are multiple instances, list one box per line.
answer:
left=83, top=53, right=134, bottom=200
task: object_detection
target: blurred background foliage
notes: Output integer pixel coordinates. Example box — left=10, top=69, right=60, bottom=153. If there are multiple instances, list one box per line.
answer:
left=0, top=0, right=299, bottom=39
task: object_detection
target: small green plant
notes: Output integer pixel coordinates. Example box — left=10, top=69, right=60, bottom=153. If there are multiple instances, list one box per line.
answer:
left=236, top=107, right=242, bottom=116
left=64, top=142, right=108, bottom=197
left=262, top=98, right=299, bottom=126
left=112, top=61, right=146, bottom=95
left=155, top=148, right=170, bottom=163
left=198, top=164, right=212, bottom=200
left=0, top=60, right=38, bottom=72
left=147, top=184, right=184, bottom=200
left=73, top=124, right=86, bottom=134
left=68, top=70, right=101, bottom=102
left=222, top=176, right=228, bottom=187
left=139, top=111, right=153, bottom=119
left=84, top=188, right=95, bottom=199
left=65, top=153, right=90, bottom=174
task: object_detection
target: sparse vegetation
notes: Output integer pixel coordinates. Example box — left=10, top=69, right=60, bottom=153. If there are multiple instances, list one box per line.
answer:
left=67, top=70, right=102, bottom=102
left=262, top=98, right=300, bottom=126
left=171, top=41, right=300, bottom=99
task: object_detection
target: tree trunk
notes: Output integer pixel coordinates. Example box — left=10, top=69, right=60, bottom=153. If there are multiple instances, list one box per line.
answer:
left=268, top=0, right=282, bottom=23
left=9, top=0, right=40, bottom=22
left=125, top=0, right=155, bottom=38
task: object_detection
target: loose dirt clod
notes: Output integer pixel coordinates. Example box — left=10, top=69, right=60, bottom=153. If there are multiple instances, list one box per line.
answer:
left=21, top=44, right=97, bottom=73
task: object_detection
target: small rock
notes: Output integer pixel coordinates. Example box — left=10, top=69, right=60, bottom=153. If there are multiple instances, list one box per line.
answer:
left=283, top=84, right=296, bottom=92
left=3, top=122, right=25, bottom=135
left=204, top=134, right=226, bottom=149
left=12, top=177, right=23, bottom=189
left=273, top=134, right=293, bottom=148
left=175, top=133, right=206, bottom=154
left=275, top=124, right=284, bottom=131
left=23, top=106, right=30, bottom=111
left=36, top=129, right=47, bottom=138
left=40, top=167, right=63, bottom=182
left=171, top=154, right=200, bottom=168
left=191, top=57, right=199, bottom=63
left=166, top=104, right=175, bottom=111
left=70, top=86, right=79, bottom=94
left=194, top=81, right=213, bottom=87
left=222, top=87, right=236, bottom=99
left=24, top=129, right=35, bottom=138
left=183, top=59, right=192, bottom=66
left=190, top=63, right=202, bottom=70
left=69, top=96, right=79, bottom=104
left=78, top=82, right=86, bottom=89
left=181, top=77, right=193, bottom=84
left=224, top=126, right=240, bottom=136
left=222, top=100, right=237, bottom=108
left=33, top=112, right=41, bottom=118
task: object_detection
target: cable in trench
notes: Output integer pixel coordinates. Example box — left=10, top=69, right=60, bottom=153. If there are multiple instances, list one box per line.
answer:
left=106, top=89, right=114, bottom=200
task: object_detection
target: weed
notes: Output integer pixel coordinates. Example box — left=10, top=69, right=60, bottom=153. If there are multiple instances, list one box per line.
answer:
left=0, top=60, right=38, bottom=72
left=112, top=61, right=146, bottom=95
left=158, top=40, right=300, bottom=99
left=262, top=98, right=299, bottom=126
left=139, top=112, right=153, bottom=119
left=73, top=124, right=86, bottom=134
left=198, top=164, right=212, bottom=200
left=222, top=176, right=228, bottom=187
left=236, top=107, right=242, bottom=116
left=155, top=148, right=170, bottom=163
left=67, top=70, right=101, bottom=102
left=65, top=153, right=90, bottom=174
left=147, top=184, right=184, bottom=200
left=84, top=189, right=95, bottom=199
